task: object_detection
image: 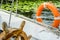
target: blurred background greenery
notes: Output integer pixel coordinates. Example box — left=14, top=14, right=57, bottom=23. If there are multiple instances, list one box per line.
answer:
left=0, top=0, right=60, bottom=18
left=0, top=0, right=60, bottom=25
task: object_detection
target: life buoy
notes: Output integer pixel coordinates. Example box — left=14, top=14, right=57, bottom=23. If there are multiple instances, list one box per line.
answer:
left=36, top=2, right=60, bottom=28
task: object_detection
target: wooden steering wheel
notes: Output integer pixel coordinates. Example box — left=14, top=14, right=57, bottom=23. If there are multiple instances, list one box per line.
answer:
left=2, top=21, right=31, bottom=40
left=2, top=30, right=28, bottom=40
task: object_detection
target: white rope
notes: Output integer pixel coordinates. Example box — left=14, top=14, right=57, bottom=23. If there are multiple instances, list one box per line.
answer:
left=36, top=16, right=47, bottom=18
left=8, top=0, right=14, bottom=27
left=36, top=16, right=60, bottom=20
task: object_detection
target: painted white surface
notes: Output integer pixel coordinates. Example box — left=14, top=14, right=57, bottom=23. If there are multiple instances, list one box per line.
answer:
left=0, top=10, right=60, bottom=40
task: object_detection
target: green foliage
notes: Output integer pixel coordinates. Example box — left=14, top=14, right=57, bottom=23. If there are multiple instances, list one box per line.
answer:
left=18, top=1, right=39, bottom=12
left=1, top=1, right=41, bottom=12
left=1, top=0, right=60, bottom=18
left=1, top=0, right=60, bottom=12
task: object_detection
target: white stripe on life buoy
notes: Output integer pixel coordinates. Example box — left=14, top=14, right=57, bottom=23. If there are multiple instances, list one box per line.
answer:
left=54, top=16, right=60, bottom=20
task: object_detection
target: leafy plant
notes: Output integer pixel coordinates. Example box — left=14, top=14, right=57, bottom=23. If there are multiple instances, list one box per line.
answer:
left=1, top=0, right=60, bottom=18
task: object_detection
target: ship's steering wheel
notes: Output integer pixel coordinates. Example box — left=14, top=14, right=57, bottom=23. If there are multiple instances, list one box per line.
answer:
left=2, top=21, right=31, bottom=40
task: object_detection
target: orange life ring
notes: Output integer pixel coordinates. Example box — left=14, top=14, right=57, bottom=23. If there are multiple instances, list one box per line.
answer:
left=36, top=2, right=60, bottom=28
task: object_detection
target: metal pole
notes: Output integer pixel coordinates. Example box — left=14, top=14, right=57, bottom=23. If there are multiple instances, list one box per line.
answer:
left=8, top=0, right=14, bottom=27
left=0, top=0, right=3, bottom=8
left=16, top=0, right=18, bottom=16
